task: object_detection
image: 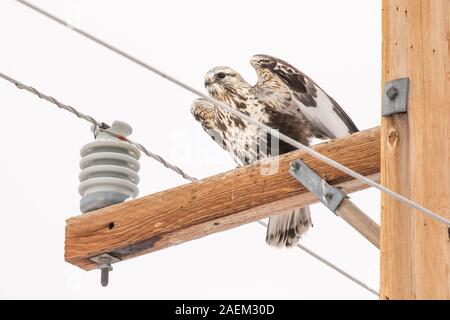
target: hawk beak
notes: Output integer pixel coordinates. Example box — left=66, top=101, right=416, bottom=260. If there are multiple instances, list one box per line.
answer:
left=204, top=79, right=211, bottom=87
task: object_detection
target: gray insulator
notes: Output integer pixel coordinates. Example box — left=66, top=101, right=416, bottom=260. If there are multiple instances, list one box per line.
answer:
left=80, top=191, right=129, bottom=213
left=79, top=121, right=140, bottom=213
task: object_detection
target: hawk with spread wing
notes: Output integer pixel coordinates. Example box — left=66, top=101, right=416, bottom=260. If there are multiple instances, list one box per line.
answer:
left=191, top=54, right=358, bottom=247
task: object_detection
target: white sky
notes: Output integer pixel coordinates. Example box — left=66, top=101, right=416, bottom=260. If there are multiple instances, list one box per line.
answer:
left=0, top=0, right=381, bottom=299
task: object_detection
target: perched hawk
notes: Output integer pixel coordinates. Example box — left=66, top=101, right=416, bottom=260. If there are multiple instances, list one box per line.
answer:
left=191, top=54, right=358, bottom=247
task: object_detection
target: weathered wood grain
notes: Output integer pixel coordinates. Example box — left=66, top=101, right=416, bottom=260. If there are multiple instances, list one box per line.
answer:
left=66, top=127, right=380, bottom=270
left=336, top=199, right=380, bottom=249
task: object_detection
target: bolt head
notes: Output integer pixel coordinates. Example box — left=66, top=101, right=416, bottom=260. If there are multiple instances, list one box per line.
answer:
left=290, top=161, right=300, bottom=172
left=324, top=193, right=333, bottom=201
left=386, top=87, right=399, bottom=100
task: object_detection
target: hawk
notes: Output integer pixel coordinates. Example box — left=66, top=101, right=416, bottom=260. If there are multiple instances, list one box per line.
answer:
left=191, top=54, right=358, bottom=247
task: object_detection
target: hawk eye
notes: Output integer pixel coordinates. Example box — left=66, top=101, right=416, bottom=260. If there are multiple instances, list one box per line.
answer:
left=216, top=72, right=226, bottom=79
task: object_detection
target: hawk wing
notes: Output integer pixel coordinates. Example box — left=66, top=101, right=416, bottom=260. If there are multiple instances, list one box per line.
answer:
left=191, top=98, right=227, bottom=150
left=191, top=98, right=257, bottom=165
left=250, top=54, right=358, bottom=139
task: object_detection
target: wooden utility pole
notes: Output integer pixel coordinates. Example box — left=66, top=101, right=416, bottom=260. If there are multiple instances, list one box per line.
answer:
left=381, top=0, right=450, bottom=299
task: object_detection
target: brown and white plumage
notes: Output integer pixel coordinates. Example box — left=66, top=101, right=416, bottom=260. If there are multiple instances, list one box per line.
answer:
left=191, top=54, right=358, bottom=247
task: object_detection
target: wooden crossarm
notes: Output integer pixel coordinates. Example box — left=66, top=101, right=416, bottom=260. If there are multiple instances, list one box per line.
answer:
left=65, top=127, right=380, bottom=270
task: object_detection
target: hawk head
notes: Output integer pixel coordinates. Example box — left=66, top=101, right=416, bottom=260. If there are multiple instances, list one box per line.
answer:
left=204, top=66, right=250, bottom=101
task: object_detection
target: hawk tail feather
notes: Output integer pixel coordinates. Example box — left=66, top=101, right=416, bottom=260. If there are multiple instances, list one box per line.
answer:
left=266, top=207, right=312, bottom=247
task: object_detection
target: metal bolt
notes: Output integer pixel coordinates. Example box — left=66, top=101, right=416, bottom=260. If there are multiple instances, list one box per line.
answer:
left=386, top=87, right=399, bottom=100
left=99, top=122, right=110, bottom=130
left=290, top=161, right=300, bottom=172
left=98, top=256, right=113, bottom=287
left=324, top=193, right=333, bottom=201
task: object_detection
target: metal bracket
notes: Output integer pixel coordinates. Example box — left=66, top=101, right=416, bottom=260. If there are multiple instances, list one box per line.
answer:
left=89, top=253, right=120, bottom=287
left=382, top=77, right=409, bottom=116
left=289, top=159, right=346, bottom=214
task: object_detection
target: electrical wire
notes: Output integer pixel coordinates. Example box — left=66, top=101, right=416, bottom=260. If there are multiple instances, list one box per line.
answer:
left=0, top=71, right=378, bottom=297
left=0, top=72, right=197, bottom=182
left=257, top=221, right=379, bottom=296
left=14, top=0, right=450, bottom=227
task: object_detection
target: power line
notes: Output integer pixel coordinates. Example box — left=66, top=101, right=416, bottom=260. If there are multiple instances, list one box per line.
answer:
left=0, top=22, right=379, bottom=299
left=257, top=221, right=379, bottom=296
left=14, top=0, right=450, bottom=227
left=1, top=70, right=378, bottom=297
left=1, top=72, right=103, bottom=129
left=0, top=72, right=197, bottom=182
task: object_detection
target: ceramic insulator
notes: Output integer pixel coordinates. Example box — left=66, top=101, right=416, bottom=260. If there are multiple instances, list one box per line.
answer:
left=79, top=121, right=141, bottom=213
